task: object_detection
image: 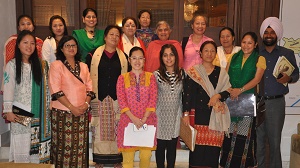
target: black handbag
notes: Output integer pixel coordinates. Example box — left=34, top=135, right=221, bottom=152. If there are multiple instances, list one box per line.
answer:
left=6, top=106, right=34, bottom=126
left=226, top=93, right=256, bottom=117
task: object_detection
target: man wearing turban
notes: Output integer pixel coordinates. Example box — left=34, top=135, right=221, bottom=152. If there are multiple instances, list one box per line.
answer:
left=257, top=17, right=299, bottom=168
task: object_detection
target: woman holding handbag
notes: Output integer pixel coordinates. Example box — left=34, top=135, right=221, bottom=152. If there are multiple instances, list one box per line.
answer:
left=3, top=30, right=51, bottom=163
left=219, top=32, right=266, bottom=168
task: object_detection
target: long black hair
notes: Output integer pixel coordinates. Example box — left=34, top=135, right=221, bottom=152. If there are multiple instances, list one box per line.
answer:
left=56, top=35, right=81, bottom=62
left=158, top=44, right=182, bottom=84
left=15, top=30, right=41, bottom=85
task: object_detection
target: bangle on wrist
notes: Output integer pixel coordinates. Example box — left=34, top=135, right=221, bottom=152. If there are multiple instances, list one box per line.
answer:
left=68, top=103, right=72, bottom=109
left=85, top=102, right=90, bottom=108
left=184, top=113, right=189, bottom=117
left=240, top=87, right=245, bottom=93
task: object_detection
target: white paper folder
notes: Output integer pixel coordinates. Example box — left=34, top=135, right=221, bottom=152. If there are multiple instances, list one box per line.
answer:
left=123, top=123, right=156, bottom=147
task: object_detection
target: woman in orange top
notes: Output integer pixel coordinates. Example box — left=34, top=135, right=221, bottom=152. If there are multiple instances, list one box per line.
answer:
left=4, top=14, right=43, bottom=65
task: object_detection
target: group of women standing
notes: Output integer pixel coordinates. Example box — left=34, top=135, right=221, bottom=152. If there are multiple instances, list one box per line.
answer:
left=2, top=7, right=266, bottom=168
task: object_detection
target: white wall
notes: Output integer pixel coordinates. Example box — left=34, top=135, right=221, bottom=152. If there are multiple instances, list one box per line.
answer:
left=279, top=0, right=300, bottom=162
left=0, top=0, right=16, bottom=145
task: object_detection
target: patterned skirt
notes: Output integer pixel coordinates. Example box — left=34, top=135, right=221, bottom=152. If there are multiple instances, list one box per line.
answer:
left=189, top=125, right=224, bottom=168
left=91, top=96, right=122, bottom=164
left=220, top=117, right=256, bottom=168
left=51, top=108, right=89, bottom=168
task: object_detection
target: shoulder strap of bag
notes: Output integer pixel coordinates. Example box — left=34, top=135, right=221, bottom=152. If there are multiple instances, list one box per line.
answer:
left=182, top=37, right=189, bottom=54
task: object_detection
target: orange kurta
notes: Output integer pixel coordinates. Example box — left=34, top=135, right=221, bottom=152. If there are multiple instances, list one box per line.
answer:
left=145, top=40, right=183, bottom=72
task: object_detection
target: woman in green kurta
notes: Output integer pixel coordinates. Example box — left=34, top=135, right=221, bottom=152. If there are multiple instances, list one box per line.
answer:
left=220, top=32, right=266, bottom=168
left=73, top=8, right=104, bottom=62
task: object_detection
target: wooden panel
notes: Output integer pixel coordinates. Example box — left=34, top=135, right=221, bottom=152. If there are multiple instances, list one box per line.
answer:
left=15, top=0, right=282, bottom=45
left=178, top=0, right=185, bottom=41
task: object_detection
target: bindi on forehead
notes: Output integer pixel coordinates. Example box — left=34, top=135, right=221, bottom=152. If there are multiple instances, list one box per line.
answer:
left=127, top=21, right=134, bottom=25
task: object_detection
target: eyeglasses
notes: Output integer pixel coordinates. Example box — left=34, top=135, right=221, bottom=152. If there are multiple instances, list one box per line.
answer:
left=64, top=44, right=77, bottom=49
left=130, top=57, right=145, bottom=61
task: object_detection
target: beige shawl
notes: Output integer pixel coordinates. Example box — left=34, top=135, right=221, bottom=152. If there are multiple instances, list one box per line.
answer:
left=186, top=64, right=231, bottom=133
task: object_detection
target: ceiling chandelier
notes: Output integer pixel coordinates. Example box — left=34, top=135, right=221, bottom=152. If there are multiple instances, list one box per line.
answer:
left=184, top=0, right=199, bottom=22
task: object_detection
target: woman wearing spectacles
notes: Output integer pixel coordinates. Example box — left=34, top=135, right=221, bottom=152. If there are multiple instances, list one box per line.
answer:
left=116, top=46, right=157, bottom=168
left=73, top=8, right=104, bottom=62
left=49, top=35, right=95, bottom=167
left=86, top=25, right=129, bottom=168
left=118, top=17, right=146, bottom=57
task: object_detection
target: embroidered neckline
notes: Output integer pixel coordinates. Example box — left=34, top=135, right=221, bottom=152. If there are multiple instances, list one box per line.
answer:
left=63, top=60, right=82, bottom=83
left=129, top=72, right=146, bottom=102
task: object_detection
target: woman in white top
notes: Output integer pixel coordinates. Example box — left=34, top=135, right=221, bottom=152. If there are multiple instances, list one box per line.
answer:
left=213, top=27, right=241, bottom=68
left=118, top=17, right=146, bottom=56
left=42, top=15, right=68, bottom=65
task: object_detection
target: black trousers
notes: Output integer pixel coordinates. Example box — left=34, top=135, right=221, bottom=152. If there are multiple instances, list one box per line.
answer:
left=155, top=137, right=178, bottom=168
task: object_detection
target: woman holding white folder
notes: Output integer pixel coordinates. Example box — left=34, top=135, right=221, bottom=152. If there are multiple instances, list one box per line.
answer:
left=182, top=41, right=231, bottom=168
left=116, top=46, right=158, bottom=168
